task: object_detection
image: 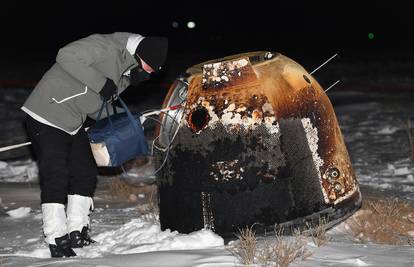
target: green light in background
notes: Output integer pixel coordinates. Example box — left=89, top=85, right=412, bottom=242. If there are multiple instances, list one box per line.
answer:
left=368, top=32, right=375, bottom=40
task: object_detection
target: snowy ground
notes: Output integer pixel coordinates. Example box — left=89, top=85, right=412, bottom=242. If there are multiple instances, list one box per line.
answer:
left=332, top=90, right=414, bottom=197
left=1, top=88, right=414, bottom=266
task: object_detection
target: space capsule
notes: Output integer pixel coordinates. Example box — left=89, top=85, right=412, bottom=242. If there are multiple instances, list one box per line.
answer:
left=154, top=51, right=361, bottom=237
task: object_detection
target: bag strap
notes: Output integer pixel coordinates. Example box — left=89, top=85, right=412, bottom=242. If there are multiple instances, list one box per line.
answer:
left=95, top=95, right=140, bottom=134
left=117, top=97, right=140, bottom=133
left=96, top=99, right=106, bottom=122
left=112, top=100, right=118, bottom=115
left=96, top=96, right=120, bottom=122
left=104, top=101, right=113, bottom=129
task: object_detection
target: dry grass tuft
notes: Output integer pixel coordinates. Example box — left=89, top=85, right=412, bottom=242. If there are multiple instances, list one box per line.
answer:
left=231, top=225, right=312, bottom=267
left=370, top=197, right=402, bottom=218
left=108, top=178, right=156, bottom=200
left=108, top=178, right=138, bottom=200
left=136, top=185, right=159, bottom=222
left=107, top=177, right=159, bottom=222
left=344, top=196, right=414, bottom=245
left=232, top=225, right=257, bottom=265
left=271, top=227, right=312, bottom=267
left=306, top=216, right=331, bottom=247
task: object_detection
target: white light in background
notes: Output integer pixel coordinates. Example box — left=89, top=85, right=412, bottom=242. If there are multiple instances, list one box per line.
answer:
left=187, top=21, right=196, bottom=29
left=172, top=21, right=179, bottom=28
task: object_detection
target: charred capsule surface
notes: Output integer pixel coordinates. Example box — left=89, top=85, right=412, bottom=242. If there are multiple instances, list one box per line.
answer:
left=155, top=51, right=361, bottom=237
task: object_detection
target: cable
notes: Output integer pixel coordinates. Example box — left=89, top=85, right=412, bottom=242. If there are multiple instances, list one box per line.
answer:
left=120, top=81, right=188, bottom=183
left=119, top=103, right=185, bottom=183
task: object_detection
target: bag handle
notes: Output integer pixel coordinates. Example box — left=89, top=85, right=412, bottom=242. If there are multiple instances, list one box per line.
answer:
left=104, top=101, right=113, bottom=129
left=95, top=99, right=106, bottom=122
left=117, top=97, right=141, bottom=133
left=95, top=96, right=140, bottom=134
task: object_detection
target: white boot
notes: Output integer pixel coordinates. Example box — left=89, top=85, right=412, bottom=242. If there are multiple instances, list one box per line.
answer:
left=42, top=203, right=76, bottom=257
left=41, top=203, right=68, bottom=245
left=67, top=194, right=95, bottom=247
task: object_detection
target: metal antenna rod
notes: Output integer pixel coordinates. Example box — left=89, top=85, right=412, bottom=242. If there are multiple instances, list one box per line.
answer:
left=310, top=53, right=338, bottom=75
left=324, top=80, right=340, bottom=92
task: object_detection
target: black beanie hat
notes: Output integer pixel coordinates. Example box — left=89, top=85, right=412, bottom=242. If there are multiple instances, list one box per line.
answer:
left=135, top=36, right=168, bottom=72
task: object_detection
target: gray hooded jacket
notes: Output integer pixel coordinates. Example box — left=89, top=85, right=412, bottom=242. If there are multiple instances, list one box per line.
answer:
left=22, top=32, right=140, bottom=133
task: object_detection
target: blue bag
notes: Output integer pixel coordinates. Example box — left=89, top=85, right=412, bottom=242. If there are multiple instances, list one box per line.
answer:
left=87, top=97, right=149, bottom=167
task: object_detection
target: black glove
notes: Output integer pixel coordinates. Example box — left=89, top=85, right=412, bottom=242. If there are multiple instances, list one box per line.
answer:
left=130, top=66, right=150, bottom=86
left=100, top=79, right=117, bottom=101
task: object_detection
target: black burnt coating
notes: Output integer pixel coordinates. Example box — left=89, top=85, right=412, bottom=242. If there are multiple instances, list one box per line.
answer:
left=278, top=118, right=326, bottom=218
left=188, top=107, right=210, bottom=132
left=155, top=118, right=335, bottom=237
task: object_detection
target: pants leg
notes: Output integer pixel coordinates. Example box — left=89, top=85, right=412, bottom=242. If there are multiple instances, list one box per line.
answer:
left=25, top=116, right=71, bottom=204
left=68, top=127, right=98, bottom=197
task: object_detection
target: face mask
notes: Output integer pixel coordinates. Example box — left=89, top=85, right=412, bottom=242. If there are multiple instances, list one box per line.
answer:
left=130, top=66, right=150, bottom=86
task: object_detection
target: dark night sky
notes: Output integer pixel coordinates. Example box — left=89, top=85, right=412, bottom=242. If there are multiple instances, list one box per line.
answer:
left=0, top=1, right=412, bottom=81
